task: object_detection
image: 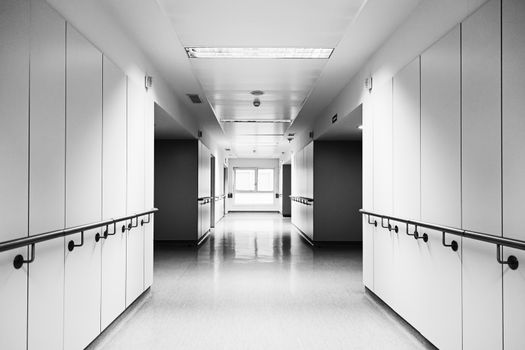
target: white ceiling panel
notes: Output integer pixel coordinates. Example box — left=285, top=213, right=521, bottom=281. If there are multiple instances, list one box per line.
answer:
left=157, top=0, right=366, bottom=47
left=190, top=57, right=327, bottom=121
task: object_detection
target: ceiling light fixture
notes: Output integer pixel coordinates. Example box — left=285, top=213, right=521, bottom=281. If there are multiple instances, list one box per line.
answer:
left=185, top=47, right=334, bottom=59
left=220, top=119, right=292, bottom=123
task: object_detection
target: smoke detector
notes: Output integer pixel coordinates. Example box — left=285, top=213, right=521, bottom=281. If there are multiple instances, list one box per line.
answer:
left=251, top=90, right=263, bottom=107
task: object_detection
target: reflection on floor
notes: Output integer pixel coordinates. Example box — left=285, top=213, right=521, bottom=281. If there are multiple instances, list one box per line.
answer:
left=88, top=212, right=434, bottom=350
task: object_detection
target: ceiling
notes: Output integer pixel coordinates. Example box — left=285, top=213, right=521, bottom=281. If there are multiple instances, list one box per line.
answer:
left=99, top=0, right=421, bottom=158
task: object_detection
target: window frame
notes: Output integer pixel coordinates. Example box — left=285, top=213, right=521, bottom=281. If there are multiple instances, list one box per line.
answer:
left=233, top=167, right=275, bottom=193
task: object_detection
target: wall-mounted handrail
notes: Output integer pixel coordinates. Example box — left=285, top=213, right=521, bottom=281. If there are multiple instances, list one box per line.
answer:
left=214, top=194, right=226, bottom=201
left=0, top=208, right=158, bottom=269
left=360, top=209, right=521, bottom=270
left=289, top=195, right=314, bottom=205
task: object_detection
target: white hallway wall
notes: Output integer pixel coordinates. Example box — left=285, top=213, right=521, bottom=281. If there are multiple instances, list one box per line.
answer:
left=0, top=0, right=155, bottom=349
left=327, top=0, right=525, bottom=349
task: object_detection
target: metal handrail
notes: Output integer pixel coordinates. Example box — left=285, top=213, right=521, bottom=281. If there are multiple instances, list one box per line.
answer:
left=1, top=208, right=158, bottom=269
left=289, top=195, right=314, bottom=204
left=360, top=209, right=522, bottom=270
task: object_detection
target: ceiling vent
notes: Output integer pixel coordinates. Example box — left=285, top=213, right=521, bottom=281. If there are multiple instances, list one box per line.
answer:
left=187, top=94, right=202, bottom=104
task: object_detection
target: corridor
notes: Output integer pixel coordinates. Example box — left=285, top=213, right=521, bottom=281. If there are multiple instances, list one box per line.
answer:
left=88, top=213, right=432, bottom=350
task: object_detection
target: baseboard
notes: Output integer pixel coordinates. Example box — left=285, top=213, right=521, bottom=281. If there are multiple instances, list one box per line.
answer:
left=314, top=241, right=363, bottom=247
left=292, top=224, right=314, bottom=246
left=364, top=287, right=438, bottom=349
left=86, top=287, right=151, bottom=349
left=228, top=210, right=280, bottom=213
left=154, top=231, right=211, bottom=247
left=154, top=240, right=197, bottom=247
left=197, top=230, right=211, bottom=246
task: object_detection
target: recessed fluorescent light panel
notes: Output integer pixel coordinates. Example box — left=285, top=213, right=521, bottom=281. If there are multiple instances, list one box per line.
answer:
left=220, top=119, right=292, bottom=123
left=185, top=47, right=334, bottom=59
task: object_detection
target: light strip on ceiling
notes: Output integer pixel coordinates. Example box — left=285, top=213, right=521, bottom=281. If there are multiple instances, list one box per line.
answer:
left=220, top=119, right=292, bottom=123
left=185, top=47, right=334, bottom=59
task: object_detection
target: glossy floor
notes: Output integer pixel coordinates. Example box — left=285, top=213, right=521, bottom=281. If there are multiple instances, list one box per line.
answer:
left=88, top=213, right=434, bottom=350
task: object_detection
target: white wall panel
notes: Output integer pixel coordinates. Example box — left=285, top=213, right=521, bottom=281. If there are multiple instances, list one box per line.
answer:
left=0, top=0, right=29, bottom=242
left=503, top=0, right=525, bottom=241
left=64, top=23, right=102, bottom=350
left=462, top=0, right=502, bottom=235
left=419, top=26, right=462, bottom=350
left=392, top=57, right=423, bottom=330
left=503, top=247, right=525, bottom=350
left=101, top=55, right=127, bottom=330
left=503, top=0, right=525, bottom=347
left=199, top=142, right=211, bottom=237
left=306, top=142, right=313, bottom=199
left=372, top=80, right=393, bottom=215
left=418, top=229, right=462, bottom=350
left=393, top=58, right=420, bottom=220
left=0, top=250, right=28, bottom=350
left=0, top=0, right=30, bottom=347
left=371, top=80, right=397, bottom=309
left=461, top=1, right=503, bottom=349
left=421, top=26, right=461, bottom=228
left=27, top=1, right=65, bottom=349
left=463, top=239, right=502, bottom=350
left=0, top=1, right=30, bottom=349
left=362, top=97, right=374, bottom=290
left=144, top=95, right=155, bottom=288
left=126, top=79, right=145, bottom=306
left=64, top=229, right=102, bottom=350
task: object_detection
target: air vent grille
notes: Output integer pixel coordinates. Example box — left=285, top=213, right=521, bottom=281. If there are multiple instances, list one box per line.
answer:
left=187, top=94, right=202, bottom=104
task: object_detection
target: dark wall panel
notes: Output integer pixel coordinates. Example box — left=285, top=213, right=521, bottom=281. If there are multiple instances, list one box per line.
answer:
left=314, top=141, right=362, bottom=242
left=154, top=140, right=198, bottom=240
left=282, top=164, right=291, bottom=217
